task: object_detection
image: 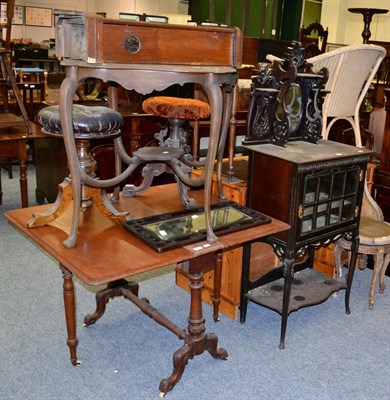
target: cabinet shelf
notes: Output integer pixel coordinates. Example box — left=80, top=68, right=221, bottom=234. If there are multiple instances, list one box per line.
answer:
left=246, top=268, right=345, bottom=314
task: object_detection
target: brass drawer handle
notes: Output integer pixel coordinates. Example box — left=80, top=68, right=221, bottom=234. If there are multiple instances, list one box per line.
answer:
left=124, top=35, right=141, bottom=54
left=298, top=204, right=303, bottom=219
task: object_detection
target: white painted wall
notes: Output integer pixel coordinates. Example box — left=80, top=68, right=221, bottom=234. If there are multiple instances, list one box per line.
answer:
left=11, top=1, right=88, bottom=42
left=321, top=0, right=389, bottom=45
left=10, top=0, right=189, bottom=43
left=92, top=0, right=189, bottom=19
left=10, top=0, right=389, bottom=46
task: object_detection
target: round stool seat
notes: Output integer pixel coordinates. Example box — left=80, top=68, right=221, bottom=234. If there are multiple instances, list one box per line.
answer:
left=142, top=96, right=210, bottom=120
left=38, top=104, right=123, bottom=139
left=359, top=217, right=390, bottom=246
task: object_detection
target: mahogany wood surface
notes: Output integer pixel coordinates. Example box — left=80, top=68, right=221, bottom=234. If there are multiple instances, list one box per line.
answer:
left=5, top=184, right=288, bottom=286
left=57, top=14, right=243, bottom=67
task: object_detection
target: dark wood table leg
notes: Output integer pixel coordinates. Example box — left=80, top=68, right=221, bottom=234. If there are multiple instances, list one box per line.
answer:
left=0, top=168, right=2, bottom=205
left=60, top=265, right=80, bottom=366
left=83, top=280, right=139, bottom=326
left=159, top=254, right=228, bottom=396
left=212, top=252, right=223, bottom=322
left=348, top=8, right=389, bottom=44
left=18, top=140, right=28, bottom=208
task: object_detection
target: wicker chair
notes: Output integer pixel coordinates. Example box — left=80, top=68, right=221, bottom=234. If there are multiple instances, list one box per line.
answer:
left=307, top=44, right=386, bottom=147
left=334, top=181, right=390, bottom=309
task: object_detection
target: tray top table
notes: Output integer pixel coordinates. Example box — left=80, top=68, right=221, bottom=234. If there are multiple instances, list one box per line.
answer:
left=5, top=184, right=288, bottom=396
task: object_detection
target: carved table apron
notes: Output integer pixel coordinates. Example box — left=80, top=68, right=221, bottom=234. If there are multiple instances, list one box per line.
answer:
left=58, top=61, right=238, bottom=248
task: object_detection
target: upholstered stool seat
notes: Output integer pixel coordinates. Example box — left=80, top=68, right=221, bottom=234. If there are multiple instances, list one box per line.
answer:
left=142, top=96, right=210, bottom=120
left=38, top=104, right=123, bottom=189
left=38, top=104, right=123, bottom=139
left=124, top=96, right=210, bottom=208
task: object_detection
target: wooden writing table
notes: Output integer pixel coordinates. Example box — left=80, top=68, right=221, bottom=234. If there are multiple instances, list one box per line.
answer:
left=52, top=13, right=243, bottom=247
left=0, top=128, right=29, bottom=207
left=58, top=60, right=238, bottom=249
left=15, top=57, right=62, bottom=72
left=5, top=184, right=288, bottom=396
left=0, top=123, right=48, bottom=207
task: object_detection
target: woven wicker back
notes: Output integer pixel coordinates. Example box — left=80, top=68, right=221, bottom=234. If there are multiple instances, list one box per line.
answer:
left=308, top=45, right=386, bottom=118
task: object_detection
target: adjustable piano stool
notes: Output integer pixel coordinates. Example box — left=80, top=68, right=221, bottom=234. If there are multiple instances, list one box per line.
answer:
left=28, top=104, right=131, bottom=247
left=124, top=96, right=211, bottom=208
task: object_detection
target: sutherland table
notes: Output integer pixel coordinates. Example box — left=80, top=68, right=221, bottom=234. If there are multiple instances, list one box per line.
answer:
left=5, top=184, right=288, bottom=396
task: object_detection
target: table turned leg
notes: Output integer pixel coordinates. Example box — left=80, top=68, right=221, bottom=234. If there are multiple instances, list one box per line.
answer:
left=18, top=148, right=28, bottom=208
left=60, top=265, right=80, bottom=366
left=212, top=252, right=223, bottom=322
left=159, top=254, right=228, bottom=396
left=83, top=280, right=139, bottom=326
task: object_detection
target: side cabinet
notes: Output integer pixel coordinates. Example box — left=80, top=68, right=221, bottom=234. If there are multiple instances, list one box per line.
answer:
left=242, top=140, right=372, bottom=348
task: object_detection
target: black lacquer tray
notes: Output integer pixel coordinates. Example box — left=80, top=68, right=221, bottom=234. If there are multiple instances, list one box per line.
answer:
left=123, top=201, right=271, bottom=252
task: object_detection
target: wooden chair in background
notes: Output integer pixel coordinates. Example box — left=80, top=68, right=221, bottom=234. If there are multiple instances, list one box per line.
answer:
left=0, top=0, right=31, bottom=132
left=0, top=1, right=33, bottom=180
left=299, top=22, right=328, bottom=58
left=372, top=56, right=390, bottom=107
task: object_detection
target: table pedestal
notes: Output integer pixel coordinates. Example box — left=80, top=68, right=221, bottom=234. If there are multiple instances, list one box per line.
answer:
left=348, top=8, right=389, bottom=43
left=27, top=177, right=129, bottom=235
left=61, top=252, right=228, bottom=397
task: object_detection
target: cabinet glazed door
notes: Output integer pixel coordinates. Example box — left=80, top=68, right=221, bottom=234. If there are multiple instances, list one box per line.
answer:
left=299, top=166, right=361, bottom=238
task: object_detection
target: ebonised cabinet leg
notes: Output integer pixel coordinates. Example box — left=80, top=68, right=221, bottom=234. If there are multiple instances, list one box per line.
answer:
left=239, top=242, right=252, bottom=323
left=280, top=258, right=294, bottom=350
left=345, top=236, right=359, bottom=314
